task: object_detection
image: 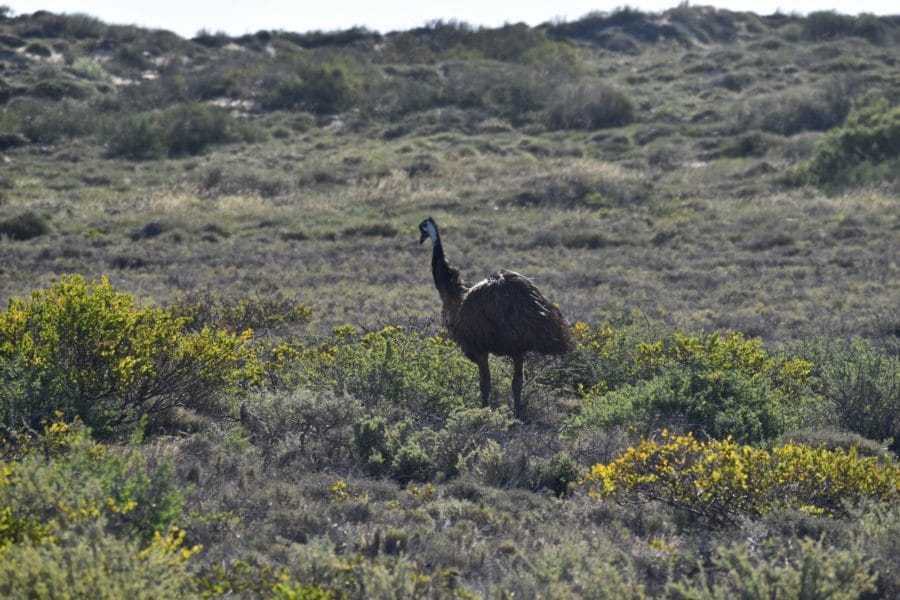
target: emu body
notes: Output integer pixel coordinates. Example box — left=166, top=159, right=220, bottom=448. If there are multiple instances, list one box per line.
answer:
left=419, top=217, right=572, bottom=419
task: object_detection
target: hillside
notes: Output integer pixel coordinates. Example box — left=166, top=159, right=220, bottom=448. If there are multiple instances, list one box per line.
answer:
left=0, top=6, right=899, bottom=599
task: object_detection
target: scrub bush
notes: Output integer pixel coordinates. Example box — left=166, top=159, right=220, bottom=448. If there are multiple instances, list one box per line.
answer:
left=294, top=325, right=479, bottom=418
left=1, top=417, right=185, bottom=545
left=106, top=103, right=237, bottom=160
left=546, top=82, right=635, bottom=130
left=799, top=337, right=900, bottom=452
left=0, top=417, right=195, bottom=599
left=0, top=275, right=260, bottom=439
left=668, top=537, right=876, bottom=599
left=567, top=326, right=820, bottom=443
left=585, top=430, right=900, bottom=526
left=801, top=93, right=900, bottom=190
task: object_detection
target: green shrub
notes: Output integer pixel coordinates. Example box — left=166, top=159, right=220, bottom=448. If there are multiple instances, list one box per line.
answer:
left=852, top=14, right=893, bottom=44
left=777, top=428, right=889, bottom=457
left=295, top=325, right=480, bottom=418
left=348, top=416, right=424, bottom=481
left=566, top=326, right=821, bottom=443
left=106, top=103, right=237, bottom=160
left=1, top=416, right=186, bottom=549
left=192, top=559, right=331, bottom=599
left=0, top=275, right=260, bottom=439
left=4, top=98, right=104, bottom=143
left=802, top=11, right=857, bottom=41
left=799, top=11, right=892, bottom=44
left=351, top=415, right=396, bottom=476
left=17, top=11, right=106, bottom=39
left=282, top=537, right=444, bottom=599
left=736, top=83, right=851, bottom=135
left=855, top=501, right=900, bottom=597
left=531, top=451, right=583, bottom=497
left=461, top=23, right=552, bottom=62
left=801, top=93, right=900, bottom=190
left=162, top=103, right=233, bottom=156
left=578, top=367, right=789, bottom=442
left=0, top=211, right=49, bottom=240
left=0, top=523, right=197, bottom=600
left=668, top=537, right=876, bottom=599
left=105, top=113, right=166, bottom=160
left=585, top=431, right=900, bottom=526
left=390, top=439, right=434, bottom=484
left=494, top=534, right=646, bottom=599
left=349, top=406, right=512, bottom=483
left=372, top=67, right=444, bottom=116
left=438, top=60, right=550, bottom=117
left=239, top=390, right=361, bottom=468
left=72, top=57, right=109, bottom=81
left=798, top=337, right=900, bottom=451
left=546, top=82, right=635, bottom=130
left=262, top=61, right=363, bottom=114
left=169, top=291, right=311, bottom=338
left=23, top=42, right=51, bottom=57
left=425, top=406, right=513, bottom=478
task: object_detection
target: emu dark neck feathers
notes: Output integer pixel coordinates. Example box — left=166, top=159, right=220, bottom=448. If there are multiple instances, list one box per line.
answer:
left=430, top=230, right=464, bottom=301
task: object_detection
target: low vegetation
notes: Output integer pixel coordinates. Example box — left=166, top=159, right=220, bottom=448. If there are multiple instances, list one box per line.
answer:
left=0, top=5, right=898, bottom=598
left=0, top=276, right=897, bottom=597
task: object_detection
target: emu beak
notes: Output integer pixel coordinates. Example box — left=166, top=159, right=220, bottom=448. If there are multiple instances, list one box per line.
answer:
left=419, top=231, right=428, bottom=244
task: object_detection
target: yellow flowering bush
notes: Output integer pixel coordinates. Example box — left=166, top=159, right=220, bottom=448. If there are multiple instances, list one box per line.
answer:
left=585, top=430, right=900, bottom=525
left=0, top=275, right=261, bottom=438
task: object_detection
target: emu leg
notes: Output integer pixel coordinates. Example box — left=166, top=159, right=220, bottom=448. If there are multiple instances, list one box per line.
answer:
left=476, top=355, right=491, bottom=407
left=512, top=354, right=525, bottom=420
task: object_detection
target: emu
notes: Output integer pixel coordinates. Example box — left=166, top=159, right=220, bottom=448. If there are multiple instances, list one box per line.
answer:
left=419, top=217, right=572, bottom=420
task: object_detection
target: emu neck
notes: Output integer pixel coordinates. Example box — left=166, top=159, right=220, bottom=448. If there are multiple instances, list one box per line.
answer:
left=431, top=235, right=464, bottom=304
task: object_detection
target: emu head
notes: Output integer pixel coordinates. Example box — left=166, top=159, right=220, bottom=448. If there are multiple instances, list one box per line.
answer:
left=419, top=217, right=438, bottom=245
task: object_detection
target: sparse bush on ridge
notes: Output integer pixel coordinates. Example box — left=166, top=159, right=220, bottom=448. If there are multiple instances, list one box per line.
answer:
left=106, top=103, right=238, bottom=159
left=546, top=81, right=636, bottom=130
left=802, top=10, right=894, bottom=44
left=801, top=92, right=900, bottom=190
left=734, top=81, right=852, bottom=136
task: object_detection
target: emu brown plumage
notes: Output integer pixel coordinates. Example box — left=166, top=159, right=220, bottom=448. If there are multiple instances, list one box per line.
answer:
left=419, top=217, right=572, bottom=419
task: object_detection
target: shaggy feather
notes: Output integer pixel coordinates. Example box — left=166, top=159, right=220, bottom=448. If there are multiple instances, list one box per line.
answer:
left=450, top=270, right=572, bottom=359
